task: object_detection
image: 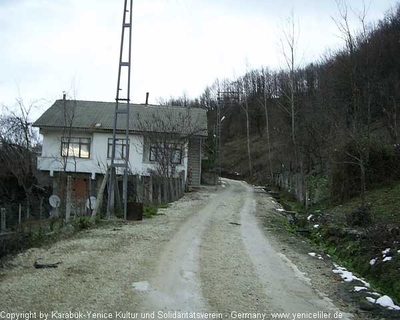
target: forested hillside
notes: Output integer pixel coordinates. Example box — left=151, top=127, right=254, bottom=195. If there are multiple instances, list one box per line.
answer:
left=176, top=3, right=400, bottom=215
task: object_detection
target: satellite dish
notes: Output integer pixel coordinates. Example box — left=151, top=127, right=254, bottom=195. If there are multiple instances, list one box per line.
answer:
left=86, top=196, right=97, bottom=210
left=49, top=195, right=61, bottom=208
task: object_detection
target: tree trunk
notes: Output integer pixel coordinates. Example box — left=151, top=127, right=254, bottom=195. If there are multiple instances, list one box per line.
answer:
left=246, top=109, right=252, bottom=177
left=91, top=169, right=109, bottom=223
left=264, top=99, right=273, bottom=178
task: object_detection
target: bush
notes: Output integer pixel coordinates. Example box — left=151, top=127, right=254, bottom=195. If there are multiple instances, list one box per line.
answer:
left=73, top=216, right=93, bottom=230
left=143, top=205, right=158, bottom=218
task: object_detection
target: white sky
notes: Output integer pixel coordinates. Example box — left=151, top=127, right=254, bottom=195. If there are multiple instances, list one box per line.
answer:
left=0, top=0, right=398, bottom=120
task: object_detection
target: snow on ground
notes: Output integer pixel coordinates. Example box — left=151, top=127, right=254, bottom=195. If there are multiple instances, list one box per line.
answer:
left=370, top=292, right=382, bottom=297
left=276, top=208, right=285, bottom=212
left=383, top=256, right=393, bottom=262
left=382, top=248, right=391, bottom=256
left=354, top=286, right=368, bottom=292
left=307, top=214, right=313, bottom=220
left=332, top=264, right=370, bottom=287
left=334, top=263, right=400, bottom=311
left=308, top=252, right=324, bottom=260
left=369, top=258, right=377, bottom=266
left=366, top=295, right=400, bottom=311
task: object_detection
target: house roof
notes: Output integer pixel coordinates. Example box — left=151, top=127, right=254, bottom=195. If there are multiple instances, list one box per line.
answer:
left=33, top=100, right=208, bottom=137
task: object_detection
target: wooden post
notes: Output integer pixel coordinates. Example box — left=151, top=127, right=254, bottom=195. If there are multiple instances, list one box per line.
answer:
left=140, top=176, right=145, bottom=203
left=178, top=175, right=183, bottom=198
left=114, top=169, right=122, bottom=212
left=163, top=178, right=169, bottom=203
left=66, top=176, right=72, bottom=222
left=149, top=174, right=153, bottom=204
left=169, top=177, right=175, bottom=201
left=39, top=197, right=43, bottom=220
left=90, top=168, right=109, bottom=223
left=157, top=179, right=162, bottom=204
left=26, top=200, right=30, bottom=219
left=1, top=208, right=5, bottom=233
left=174, top=177, right=179, bottom=199
left=18, top=204, right=22, bottom=225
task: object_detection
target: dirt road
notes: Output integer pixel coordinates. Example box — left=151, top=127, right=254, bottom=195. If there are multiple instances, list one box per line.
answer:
left=0, top=179, right=352, bottom=319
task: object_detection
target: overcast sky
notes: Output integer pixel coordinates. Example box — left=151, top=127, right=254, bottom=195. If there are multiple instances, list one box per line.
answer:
left=0, top=0, right=398, bottom=120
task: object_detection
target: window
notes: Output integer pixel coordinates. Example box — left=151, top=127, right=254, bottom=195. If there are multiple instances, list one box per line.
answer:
left=171, top=147, right=182, bottom=164
left=61, top=137, right=90, bottom=158
left=149, top=143, right=182, bottom=164
left=149, top=144, right=158, bottom=162
left=107, top=138, right=129, bottom=159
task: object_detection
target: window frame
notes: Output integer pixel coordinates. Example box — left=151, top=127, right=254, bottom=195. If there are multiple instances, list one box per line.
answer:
left=61, top=137, right=91, bottom=159
left=149, top=143, right=182, bottom=165
left=107, top=138, right=129, bottom=160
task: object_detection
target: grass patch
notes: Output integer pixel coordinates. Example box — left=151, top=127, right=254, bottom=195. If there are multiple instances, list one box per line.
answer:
left=329, top=183, right=400, bottom=225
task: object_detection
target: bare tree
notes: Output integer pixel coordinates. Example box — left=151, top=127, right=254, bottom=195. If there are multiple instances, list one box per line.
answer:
left=135, top=105, right=206, bottom=183
left=232, top=75, right=253, bottom=178
left=278, top=11, right=301, bottom=161
left=258, top=67, right=274, bottom=178
left=332, top=0, right=373, bottom=222
left=0, top=98, right=41, bottom=216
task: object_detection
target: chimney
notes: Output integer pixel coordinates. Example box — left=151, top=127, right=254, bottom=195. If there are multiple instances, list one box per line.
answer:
left=63, top=91, right=66, bottom=101
left=145, top=92, right=149, bottom=105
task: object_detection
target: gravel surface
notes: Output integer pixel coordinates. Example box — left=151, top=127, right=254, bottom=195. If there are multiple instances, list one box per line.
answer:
left=0, top=188, right=214, bottom=315
left=0, top=179, right=358, bottom=319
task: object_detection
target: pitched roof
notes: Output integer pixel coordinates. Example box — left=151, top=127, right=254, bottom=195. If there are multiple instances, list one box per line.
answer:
left=33, top=100, right=208, bottom=137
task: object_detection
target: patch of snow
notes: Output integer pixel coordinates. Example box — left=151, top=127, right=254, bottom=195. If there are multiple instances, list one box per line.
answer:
left=382, top=248, right=391, bottom=256
left=332, top=265, right=370, bottom=287
left=369, top=258, right=378, bottom=266
left=327, top=254, right=331, bottom=258
left=398, top=249, right=400, bottom=253
left=370, top=292, right=381, bottom=297
left=308, top=253, right=324, bottom=260
left=222, top=185, right=226, bottom=188
left=276, top=208, right=285, bottom=212
left=383, top=256, right=392, bottom=262
left=376, top=295, right=400, bottom=310
left=366, top=297, right=376, bottom=303
left=313, top=224, right=319, bottom=228
left=307, top=214, right=313, bottom=220
left=354, top=286, right=368, bottom=292
left=132, top=281, right=151, bottom=292
left=271, top=200, right=276, bottom=204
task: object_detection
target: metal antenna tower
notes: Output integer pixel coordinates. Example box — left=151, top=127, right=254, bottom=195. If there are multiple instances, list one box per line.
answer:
left=107, top=0, right=133, bottom=220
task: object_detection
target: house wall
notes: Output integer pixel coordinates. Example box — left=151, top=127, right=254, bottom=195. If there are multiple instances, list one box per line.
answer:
left=187, top=137, right=202, bottom=187
left=38, top=129, right=189, bottom=181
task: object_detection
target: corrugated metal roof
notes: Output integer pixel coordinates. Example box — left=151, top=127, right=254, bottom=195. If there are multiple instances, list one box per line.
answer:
left=33, top=100, right=208, bottom=137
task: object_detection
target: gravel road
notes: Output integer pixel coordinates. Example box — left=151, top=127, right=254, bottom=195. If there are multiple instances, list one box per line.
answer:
left=0, top=179, right=354, bottom=319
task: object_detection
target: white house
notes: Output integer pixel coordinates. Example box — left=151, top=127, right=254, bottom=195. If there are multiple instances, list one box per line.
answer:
left=33, top=99, right=208, bottom=212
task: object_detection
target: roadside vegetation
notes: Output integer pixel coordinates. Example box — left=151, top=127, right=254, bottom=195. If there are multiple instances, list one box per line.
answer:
left=276, top=184, right=400, bottom=304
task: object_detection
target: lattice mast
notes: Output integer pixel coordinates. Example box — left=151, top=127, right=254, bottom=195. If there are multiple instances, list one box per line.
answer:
left=107, top=0, right=133, bottom=219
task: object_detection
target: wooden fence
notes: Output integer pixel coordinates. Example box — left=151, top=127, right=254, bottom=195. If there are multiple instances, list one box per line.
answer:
left=128, top=172, right=186, bottom=205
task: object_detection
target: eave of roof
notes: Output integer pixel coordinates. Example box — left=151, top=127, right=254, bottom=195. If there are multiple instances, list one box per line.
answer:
left=33, top=100, right=208, bottom=137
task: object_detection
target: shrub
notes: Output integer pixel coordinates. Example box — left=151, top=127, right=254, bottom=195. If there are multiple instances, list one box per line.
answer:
left=143, top=205, right=158, bottom=218
left=73, top=216, right=93, bottom=230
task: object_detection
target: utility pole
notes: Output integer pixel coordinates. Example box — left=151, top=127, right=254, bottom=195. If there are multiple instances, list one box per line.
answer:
left=216, top=91, right=239, bottom=184
left=107, top=0, right=133, bottom=220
